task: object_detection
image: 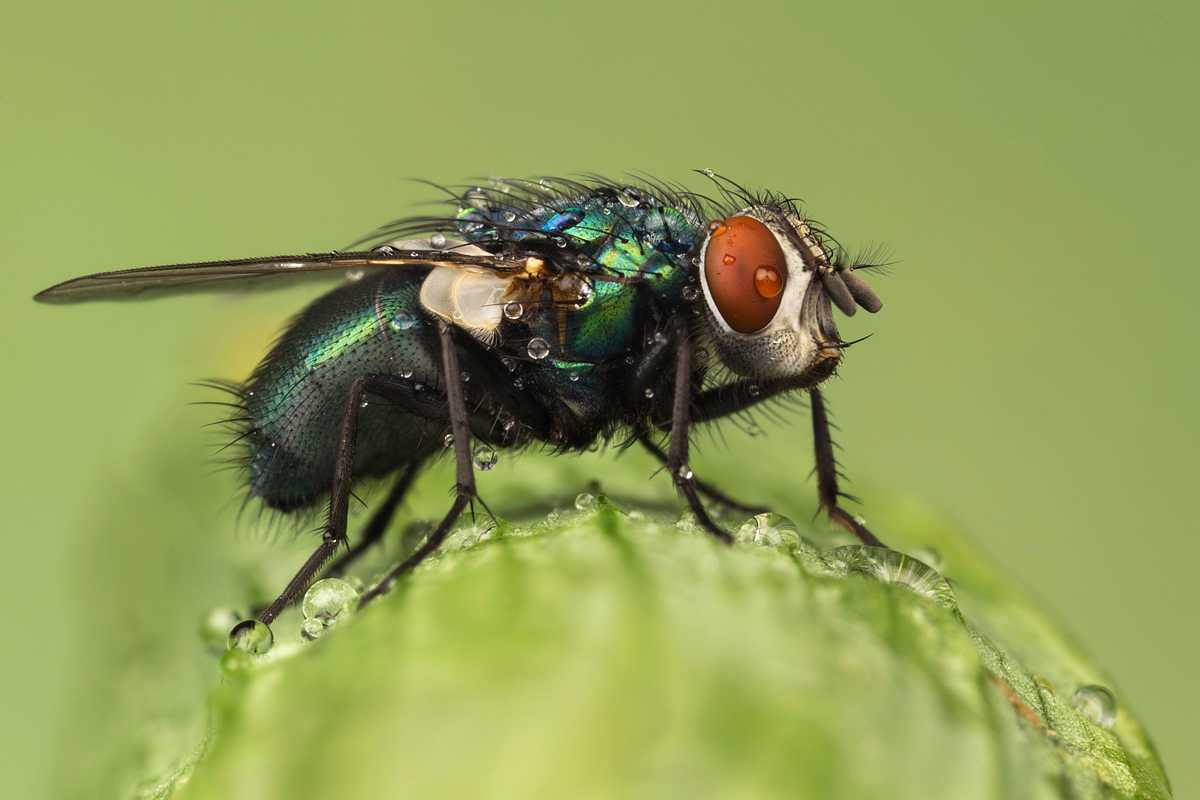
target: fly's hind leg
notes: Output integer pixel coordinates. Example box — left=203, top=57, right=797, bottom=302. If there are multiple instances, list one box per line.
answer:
left=665, top=334, right=734, bottom=545
left=359, top=323, right=478, bottom=608
left=321, top=460, right=420, bottom=579
left=257, top=372, right=430, bottom=626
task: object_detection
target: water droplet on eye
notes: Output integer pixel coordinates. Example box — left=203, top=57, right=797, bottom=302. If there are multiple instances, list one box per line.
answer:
left=825, top=546, right=958, bottom=610
left=568, top=371, right=579, bottom=382
left=527, top=338, right=550, bottom=359
left=707, top=220, right=727, bottom=236
left=400, top=366, right=414, bottom=379
left=228, top=619, right=273, bottom=654
left=703, top=168, right=715, bottom=178
left=429, top=232, right=446, bottom=249
left=677, top=465, right=693, bottom=480
left=1071, top=685, right=1117, bottom=727
left=574, top=492, right=595, bottom=510
left=682, top=286, right=700, bottom=301
left=748, top=385, right=761, bottom=397
left=643, top=388, right=655, bottom=399
left=443, top=434, right=455, bottom=448
left=736, top=512, right=800, bottom=547
left=391, top=309, right=417, bottom=330
left=722, top=253, right=736, bottom=266
left=503, top=301, right=523, bottom=320
left=345, top=268, right=364, bottom=281
left=754, top=266, right=783, bottom=298
left=471, top=442, right=498, bottom=470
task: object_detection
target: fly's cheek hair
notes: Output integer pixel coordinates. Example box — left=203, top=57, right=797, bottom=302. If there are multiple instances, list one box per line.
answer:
left=702, top=216, right=787, bottom=333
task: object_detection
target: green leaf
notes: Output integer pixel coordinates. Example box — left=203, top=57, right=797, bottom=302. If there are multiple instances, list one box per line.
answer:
left=153, top=500, right=1167, bottom=799
left=51, top=416, right=1168, bottom=800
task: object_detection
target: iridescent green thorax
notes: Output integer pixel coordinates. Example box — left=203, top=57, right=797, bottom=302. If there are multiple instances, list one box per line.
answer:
left=458, top=185, right=701, bottom=362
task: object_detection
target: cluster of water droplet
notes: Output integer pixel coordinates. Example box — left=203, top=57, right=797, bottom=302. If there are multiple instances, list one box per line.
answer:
left=441, top=524, right=496, bottom=552
left=471, top=442, right=499, bottom=470
left=391, top=309, right=416, bottom=331
left=227, top=619, right=273, bottom=655
left=299, top=578, right=359, bottom=641
left=735, top=513, right=801, bottom=548
left=823, top=545, right=958, bottom=611
left=1071, top=684, right=1118, bottom=728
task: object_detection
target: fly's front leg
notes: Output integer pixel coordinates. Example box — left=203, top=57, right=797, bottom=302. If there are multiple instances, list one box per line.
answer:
left=809, top=387, right=885, bottom=547
left=359, top=323, right=476, bottom=608
left=667, top=335, right=734, bottom=545
left=687, top=378, right=887, bottom=549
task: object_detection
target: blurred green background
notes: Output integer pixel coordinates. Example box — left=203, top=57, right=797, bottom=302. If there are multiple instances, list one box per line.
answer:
left=2, top=0, right=1195, bottom=796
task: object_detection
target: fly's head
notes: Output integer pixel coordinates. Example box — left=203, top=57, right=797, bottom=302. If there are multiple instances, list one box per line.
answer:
left=698, top=203, right=883, bottom=382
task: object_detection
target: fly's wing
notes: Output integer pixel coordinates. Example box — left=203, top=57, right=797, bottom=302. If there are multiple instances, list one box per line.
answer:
left=34, top=246, right=519, bottom=304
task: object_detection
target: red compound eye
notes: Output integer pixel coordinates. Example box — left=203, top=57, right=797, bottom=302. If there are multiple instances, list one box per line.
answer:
left=703, top=215, right=787, bottom=332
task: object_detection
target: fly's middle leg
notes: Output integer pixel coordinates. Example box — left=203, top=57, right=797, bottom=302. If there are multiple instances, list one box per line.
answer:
left=359, top=323, right=479, bottom=608
left=666, top=334, right=734, bottom=545
left=636, top=429, right=767, bottom=515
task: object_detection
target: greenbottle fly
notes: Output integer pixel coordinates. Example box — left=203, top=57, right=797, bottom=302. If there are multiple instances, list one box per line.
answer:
left=35, top=174, right=886, bottom=629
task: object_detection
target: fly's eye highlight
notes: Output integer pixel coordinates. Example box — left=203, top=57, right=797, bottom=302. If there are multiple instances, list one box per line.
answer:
left=703, top=215, right=787, bottom=333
